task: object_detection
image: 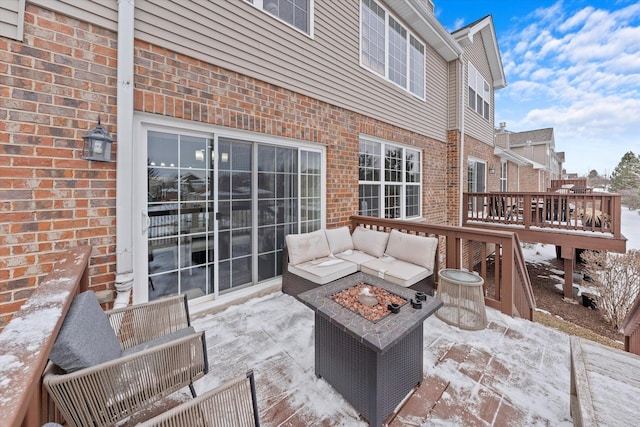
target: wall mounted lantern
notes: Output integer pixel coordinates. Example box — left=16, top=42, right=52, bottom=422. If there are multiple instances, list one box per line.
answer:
left=82, top=116, right=113, bottom=162
left=489, top=165, right=496, bottom=175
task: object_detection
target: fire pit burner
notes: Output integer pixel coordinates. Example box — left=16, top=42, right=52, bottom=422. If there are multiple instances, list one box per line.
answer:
left=331, top=283, right=406, bottom=322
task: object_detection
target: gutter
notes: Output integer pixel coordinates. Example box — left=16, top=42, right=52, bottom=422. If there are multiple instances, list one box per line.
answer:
left=114, top=0, right=135, bottom=308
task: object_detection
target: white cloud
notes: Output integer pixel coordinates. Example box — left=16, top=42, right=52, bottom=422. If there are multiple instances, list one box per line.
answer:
left=497, top=0, right=640, bottom=174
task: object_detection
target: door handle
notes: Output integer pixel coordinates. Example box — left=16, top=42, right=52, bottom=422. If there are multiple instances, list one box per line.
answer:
left=142, top=211, right=150, bottom=233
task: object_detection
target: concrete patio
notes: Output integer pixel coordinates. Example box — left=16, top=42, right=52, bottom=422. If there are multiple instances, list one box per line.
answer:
left=169, top=291, right=575, bottom=426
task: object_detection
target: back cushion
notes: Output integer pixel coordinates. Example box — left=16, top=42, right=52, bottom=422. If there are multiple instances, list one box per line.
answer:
left=285, top=229, right=331, bottom=265
left=351, top=226, right=390, bottom=258
left=385, top=230, right=438, bottom=270
left=49, top=291, right=122, bottom=373
left=325, top=226, right=354, bottom=254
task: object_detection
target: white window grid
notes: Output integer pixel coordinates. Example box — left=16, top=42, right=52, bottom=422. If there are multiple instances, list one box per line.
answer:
left=358, top=137, right=422, bottom=220
left=360, top=0, right=426, bottom=100
left=468, top=63, right=491, bottom=120
left=247, top=0, right=314, bottom=37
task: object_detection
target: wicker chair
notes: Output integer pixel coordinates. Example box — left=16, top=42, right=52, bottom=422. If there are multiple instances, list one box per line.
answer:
left=138, top=370, right=260, bottom=427
left=44, top=294, right=209, bottom=427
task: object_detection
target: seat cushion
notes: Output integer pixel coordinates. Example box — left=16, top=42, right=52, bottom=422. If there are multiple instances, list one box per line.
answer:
left=351, top=226, right=390, bottom=258
left=385, top=230, right=438, bottom=270
left=325, top=226, right=354, bottom=254
left=361, top=257, right=432, bottom=288
left=334, top=249, right=377, bottom=269
left=122, top=326, right=197, bottom=356
left=288, top=256, right=357, bottom=285
left=285, top=230, right=331, bottom=266
left=50, top=291, right=122, bottom=373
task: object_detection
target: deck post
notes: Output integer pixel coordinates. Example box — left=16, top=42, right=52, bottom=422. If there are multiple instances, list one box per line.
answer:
left=562, top=246, right=575, bottom=299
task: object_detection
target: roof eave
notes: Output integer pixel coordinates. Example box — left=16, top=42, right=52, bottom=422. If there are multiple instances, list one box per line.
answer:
left=386, top=0, right=463, bottom=62
left=453, top=16, right=506, bottom=89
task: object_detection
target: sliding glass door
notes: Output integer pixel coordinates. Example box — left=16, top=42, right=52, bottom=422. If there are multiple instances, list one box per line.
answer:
left=145, top=129, right=321, bottom=301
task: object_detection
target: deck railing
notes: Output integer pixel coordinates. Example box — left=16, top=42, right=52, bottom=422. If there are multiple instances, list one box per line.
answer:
left=622, top=296, right=640, bottom=356
left=0, top=246, right=91, bottom=427
left=350, top=216, right=536, bottom=320
left=463, top=192, right=622, bottom=238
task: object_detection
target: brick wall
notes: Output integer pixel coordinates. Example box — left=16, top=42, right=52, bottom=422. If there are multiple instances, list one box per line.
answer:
left=0, top=5, right=451, bottom=326
left=0, top=5, right=118, bottom=327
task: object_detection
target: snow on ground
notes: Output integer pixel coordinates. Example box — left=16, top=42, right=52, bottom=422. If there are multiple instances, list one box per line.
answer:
left=192, top=293, right=573, bottom=426
left=621, top=208, right=640, bottom=250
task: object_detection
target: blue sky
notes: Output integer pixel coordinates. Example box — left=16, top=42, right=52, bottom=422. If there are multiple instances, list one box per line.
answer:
left=435, top=1, right=640, bottom=176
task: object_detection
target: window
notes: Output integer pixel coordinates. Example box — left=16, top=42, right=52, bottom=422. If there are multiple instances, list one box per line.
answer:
left=467, top=158, right=486, bottom=212
left=360, top=0, right=426, bottom=99
left=359, top=137, right=421, bottom=219
left=500, top=161, right=507, bottom=192
left=468, top=64, right=491, bottom=120
left=248, top=0, right=313, bottom=35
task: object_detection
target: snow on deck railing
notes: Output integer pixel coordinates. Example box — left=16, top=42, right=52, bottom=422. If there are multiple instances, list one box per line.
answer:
left=0, top=246, right=91, bottom=427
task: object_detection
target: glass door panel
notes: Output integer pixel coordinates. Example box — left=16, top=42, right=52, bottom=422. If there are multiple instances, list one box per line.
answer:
left=218, top=138, right=253, bottom=292
left=147, top=131, right=212, bottom=301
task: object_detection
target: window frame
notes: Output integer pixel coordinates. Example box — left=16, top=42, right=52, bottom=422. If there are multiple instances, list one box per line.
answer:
left=360, top=0, right=426, bottom=100
left=358, top=135, right=422, bottom=220
left=246, top=0, right=315, bottom=37
left=468, top=63, right=491, bottom=121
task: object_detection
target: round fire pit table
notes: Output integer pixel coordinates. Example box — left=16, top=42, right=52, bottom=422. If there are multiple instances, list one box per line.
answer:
left=436, top=269, right=487, bottom=330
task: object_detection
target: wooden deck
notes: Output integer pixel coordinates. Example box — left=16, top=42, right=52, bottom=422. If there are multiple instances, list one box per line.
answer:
left=570, top=336, right=640, bottom=426
left=463, top=192, right=627, bottom=299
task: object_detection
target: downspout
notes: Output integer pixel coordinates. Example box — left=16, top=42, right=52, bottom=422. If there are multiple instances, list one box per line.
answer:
left=114, top=0, right=135, bottom=308
left=458, top=56, right=465, bottom=227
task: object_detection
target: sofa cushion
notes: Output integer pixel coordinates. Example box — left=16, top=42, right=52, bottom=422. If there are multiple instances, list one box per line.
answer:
left=334, top=249, right=377, bottom=269
left=385, top=230, right=438, bottom=270
left=285, top=229, right=331, bottom=266
left=325, top=226, right=354, bottom=254
left=288, top=256, right=358, bottom=285
left=361, top=258, right=432, bottom=288
left=50, top=291, right=122, bottom=373
left=351, top=226, right=390, bottom=258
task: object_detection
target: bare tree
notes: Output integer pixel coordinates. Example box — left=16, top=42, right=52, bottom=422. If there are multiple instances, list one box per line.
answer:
left=582, top=250, right=640, bottom=329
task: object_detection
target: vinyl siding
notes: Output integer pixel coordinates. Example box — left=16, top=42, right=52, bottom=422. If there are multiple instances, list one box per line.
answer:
left=30, top=0, right=451, bottom=142
left=0, top=0, right=25, bottom=41
left=463, top=31, right=495, bottom=145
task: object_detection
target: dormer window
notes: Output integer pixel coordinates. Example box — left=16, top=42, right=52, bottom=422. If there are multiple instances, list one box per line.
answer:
left=360, top=0, right=426, bottom=100
left=247, top=0, right=313, bottom=36
left=468, top=63, right=490, bottom=120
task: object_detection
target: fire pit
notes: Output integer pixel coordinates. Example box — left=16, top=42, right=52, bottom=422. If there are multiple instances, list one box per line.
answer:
left=331, top=283, right=406, bottom=322
left=298, top=272, right=443, bottom=427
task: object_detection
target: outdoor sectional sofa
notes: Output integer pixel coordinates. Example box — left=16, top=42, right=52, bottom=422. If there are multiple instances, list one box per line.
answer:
left=282, top=226, right=438, bottom=298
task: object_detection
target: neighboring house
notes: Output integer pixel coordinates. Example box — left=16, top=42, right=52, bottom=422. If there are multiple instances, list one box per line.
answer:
left=495, top=123, right=565, bottom=191
left=1, top=0, right=519, bottom=323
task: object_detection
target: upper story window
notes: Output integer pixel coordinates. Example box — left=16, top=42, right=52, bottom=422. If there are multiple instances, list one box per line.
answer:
left=248, top=0, right=313, bottom=35
left=360, top=0, right=426, bottom=100
left=468, top=63, right=490, bottom=120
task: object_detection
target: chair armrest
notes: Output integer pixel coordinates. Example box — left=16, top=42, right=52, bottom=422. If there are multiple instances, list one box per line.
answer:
left=138, top=370, right=259, bottom=427
left=44, top=331, right=208, bottom=427
left=106, top=294, right=190, bottom=350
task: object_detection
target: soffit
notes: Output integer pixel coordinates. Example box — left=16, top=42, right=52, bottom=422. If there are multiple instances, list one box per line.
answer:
left=385, top=0, right=462, bottom=62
